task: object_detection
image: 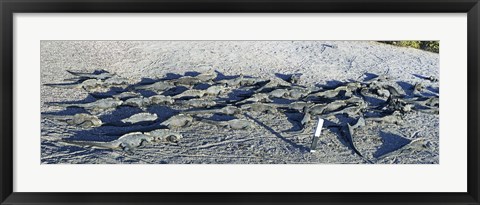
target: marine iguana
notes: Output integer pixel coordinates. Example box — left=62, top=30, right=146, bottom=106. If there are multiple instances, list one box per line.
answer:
left=145, top=129, right=183, bottom=143
left=343, top=117, right=372, bottom=163
left=379, top=95, right=437, bottom=115
left=148, top=94, right=175, bottom=105
left=275, top=101, right=313, bottom=112
left=253, top=78, right=292, bottom=93
left=366, top=110, right=403, bottom=124
left=169, top=71, right=217, bottom=87
left=121, top=112, right=158, bottom=124
left=204, top=84, right=229, bottom=96
left=305, top=88, right=343, bottom=99
left=44, top=79, right=101, bottom=90
left=66, top=69, right=115, bottom=80
left=43, top=113, right=102, bottom=128
left=298, top=102, right=348, bottom=131
left=62, top=132, right=152, bottom=152
left=170, top=76, right=203, bottom=87
left=387, top=97, right=415, bottom=113
left=217, top=75, right=265, bottom=87
left=111, top=91, right=141, bottom=100
left=305, top=82, right=361, bottom=99
left=266, top=88, right=289, bottom=98
left=48, top=98, right=123, bottom=113
left=307, top=100, right=349, bottom=116
left=101, top=76, right=130, bottom=88
left=172, top=85, right=228, bottom=100
left=197, top=118, right=256, bottom=130
left=172, top=89, right=207, bottom=99
left=234, top=93, right=272, bottom=105
left=344, top=96, right=365, bottom=105
left=178, top=99, right=217, bottom=108
left=134, top=81, right=175, bottom=92
left=101, top=112, right=159, bottom=127
left=323, top=102, right=367, bottom=118
left=192, top=71, right=218, bottom=82
left=240, top=102, right=278, bottom=114
left=286, top=87, right=311, bottom=99
left=183, top=105, right=241, bottom=116
left=61, top=129, right=182, bottom=152
left=160, top=114, right=194, bottom=128
left=123, top=97, right=151, bottom=108
left=47, top=76, right=130, bottom=93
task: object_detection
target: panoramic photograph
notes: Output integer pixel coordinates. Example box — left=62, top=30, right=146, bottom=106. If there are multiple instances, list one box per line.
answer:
left=40, top=41, right=439, bottom=164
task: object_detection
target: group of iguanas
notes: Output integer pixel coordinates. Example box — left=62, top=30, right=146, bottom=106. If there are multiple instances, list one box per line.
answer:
left=43, top=69, right=439, bottom=161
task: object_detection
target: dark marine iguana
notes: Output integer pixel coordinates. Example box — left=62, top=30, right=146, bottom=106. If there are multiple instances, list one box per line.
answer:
left=43, top=113, right=103, bottom=128
left=160, top=114, right=195, bottom=128
left=183, top=105, right=241, bottom=116
left=101, top=112, right=159, bottom=127
left=196, top=117, right=257, bottom=130
left=342, top=117, right=373, bottom=163
left=240, top=102, right=279, bottom=114
left=65, top=69, right=115, bottom=80
left=61, top=129, right=182, bottom=152
left=366, top=110, right=403, bottom=125
left=133, top=81, right=175, bottom=92
left=44, top=79, right=102, bottom=91
left=48, top=98, right=123, bottom=113
left=217, top=75, right=266, bottom=87
left=178, top=99, right=217, bottom=108
left=172, top=85, right=228, bottom=99
left=169, top=71, right=218, bottom=87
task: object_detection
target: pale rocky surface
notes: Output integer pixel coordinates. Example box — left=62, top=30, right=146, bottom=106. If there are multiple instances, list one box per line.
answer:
left=40, top=41, right=439, bottom=164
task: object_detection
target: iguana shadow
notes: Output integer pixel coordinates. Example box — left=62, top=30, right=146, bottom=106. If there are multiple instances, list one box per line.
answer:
left=281, top=112, right=304, bottom=132
left=323, top=115, right=368, bottom=161
left=363, top=72, right=380, bottom=81
left=396, top=81, right=415, bottom=97
left=213, top=70, right=241, bottom=81
left=373, top=131, right=411, bottom=158
left=244, top=113, right=310, bottom=153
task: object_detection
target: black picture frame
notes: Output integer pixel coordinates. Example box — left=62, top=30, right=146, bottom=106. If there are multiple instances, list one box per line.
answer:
left=1, top=0, right=479, bottom=204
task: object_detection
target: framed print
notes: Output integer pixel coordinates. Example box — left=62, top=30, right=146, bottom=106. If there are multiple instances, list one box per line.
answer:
left=1, top=0, right=479, bottom=204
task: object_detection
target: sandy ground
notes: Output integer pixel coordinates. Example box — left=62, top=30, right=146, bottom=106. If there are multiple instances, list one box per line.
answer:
left=40, top=41, right=439, bottom=164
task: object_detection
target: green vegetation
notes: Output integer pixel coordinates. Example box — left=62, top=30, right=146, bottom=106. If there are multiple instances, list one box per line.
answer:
left=379, top=41, right=439, bottom=53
